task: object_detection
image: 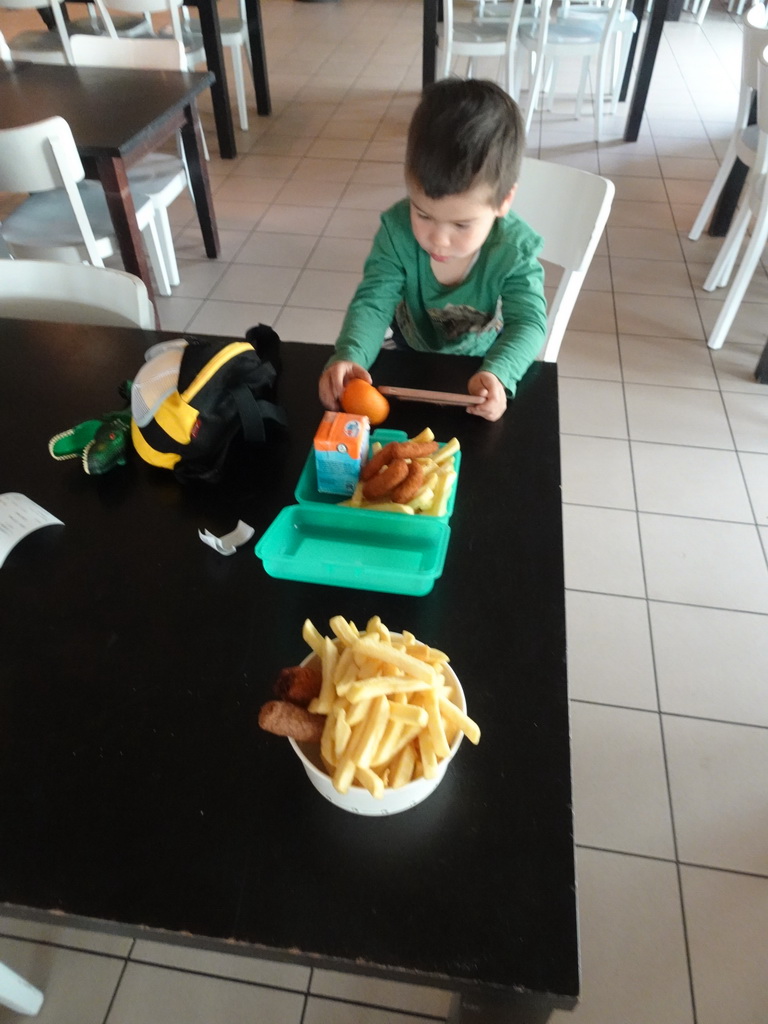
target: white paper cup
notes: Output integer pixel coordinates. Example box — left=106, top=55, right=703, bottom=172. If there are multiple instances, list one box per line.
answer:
left=289, top=656, right=466, bottom=816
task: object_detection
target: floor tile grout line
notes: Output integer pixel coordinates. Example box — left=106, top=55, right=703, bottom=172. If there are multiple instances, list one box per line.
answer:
left=570, top=696, right=768, bottom=731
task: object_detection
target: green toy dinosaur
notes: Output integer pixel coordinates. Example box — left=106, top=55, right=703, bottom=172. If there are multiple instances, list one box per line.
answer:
left=48, top=392, right=133, bottom=476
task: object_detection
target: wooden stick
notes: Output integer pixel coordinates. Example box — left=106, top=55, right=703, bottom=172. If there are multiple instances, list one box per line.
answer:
left=378, top=386, right=484, bottom=407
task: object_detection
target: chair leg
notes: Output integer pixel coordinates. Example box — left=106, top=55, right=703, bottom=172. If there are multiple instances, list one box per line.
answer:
left=703, top=199, right=752, bottom=291
left=525, top=51, right=546, bottom=133
left=141, top=215, right=172, bottom=296
left=574, top=57, right=591, bottom=119
left=707, top=202, right=768, bottom=349
left=229, top=42, right=249, bottom=132
left=595, top=49, right=607, bottom=140
left=154, top=207, right=180, bottom=288
left=689, top=146, right=740, bottom=241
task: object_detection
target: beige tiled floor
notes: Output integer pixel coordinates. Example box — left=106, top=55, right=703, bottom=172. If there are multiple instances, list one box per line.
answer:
left=2, top=0, right=768, bottom=1020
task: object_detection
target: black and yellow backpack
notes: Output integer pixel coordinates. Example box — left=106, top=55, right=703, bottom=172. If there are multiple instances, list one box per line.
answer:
left=131, top=324, right=286, bottom=483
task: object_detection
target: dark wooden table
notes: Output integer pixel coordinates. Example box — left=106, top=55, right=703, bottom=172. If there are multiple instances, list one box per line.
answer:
left=0, top=321, right=577, bottom=1022
left=0, top=62, right=220, bottom=316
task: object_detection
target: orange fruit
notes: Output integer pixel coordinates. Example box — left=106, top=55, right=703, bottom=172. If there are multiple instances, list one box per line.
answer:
left=340, top=379, right=390, bottom=425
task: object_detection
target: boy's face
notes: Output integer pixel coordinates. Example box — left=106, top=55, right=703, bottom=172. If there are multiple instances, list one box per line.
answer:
left=407, top=180, right=515, bottom=266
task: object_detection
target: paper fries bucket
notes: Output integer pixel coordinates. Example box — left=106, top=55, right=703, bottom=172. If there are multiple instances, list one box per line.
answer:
left=289, top=663, right=466, bottom=817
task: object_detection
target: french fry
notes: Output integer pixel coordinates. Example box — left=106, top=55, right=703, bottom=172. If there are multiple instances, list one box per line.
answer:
left=346, top=695, right=373, bottom=727
left=387, top=701, right=429, bottom=728
left=355, top=765, right=385, bottom=798
left=434, top=437, right=460, bottom=464
left=302, top=618, right=325, bottom=658
left=352, top=637, right=437, bottom=684
left=358, top=502, right=415, bottom=514
left=350, top=694, right=390, bottom=770
left=409, top=427, right=435, bottom=443
left=309, top=635, right=339, bottom=714
left=345, top=676, right=434, bottom=703
left=439, top=694, right=481, bottom=745
left=427, top=469, right=457, bottom=518
left=418, top=731, right=438, bottom=779
left=333, top=707, right=352, bottom=759
left=389, top=742, right=417, bottom=788
left=330, top=615, right=358, bottom=647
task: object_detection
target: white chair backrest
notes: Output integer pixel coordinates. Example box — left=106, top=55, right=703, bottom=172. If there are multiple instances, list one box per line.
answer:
left=0, top=116, right=106, bottom=264
left=0, top=259, right=155, bottom=328
left=536, top=0, right=625, bottom=50
left=755, top=43, right=768, bottom=165
left=742, top=4, right=768, bottom=91
left=0, top=30, right=10, bottom=61
left=0, top=115, right=85, bottom=193
left=736, top=2, right=768, bottom=128
left=70, top=34, right=186, bottom=70
left=96, top=0, right=185, bottom=39
left=513, top=157, right=615, bottom=361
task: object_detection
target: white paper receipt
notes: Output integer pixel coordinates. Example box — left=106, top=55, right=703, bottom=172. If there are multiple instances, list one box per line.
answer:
left=198, top=520, right=254, bottom=556
left=0, top=493, right=63, bottom=569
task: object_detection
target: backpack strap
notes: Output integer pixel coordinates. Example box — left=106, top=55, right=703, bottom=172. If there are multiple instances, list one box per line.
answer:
left=232, top=384, right=287, bottom=446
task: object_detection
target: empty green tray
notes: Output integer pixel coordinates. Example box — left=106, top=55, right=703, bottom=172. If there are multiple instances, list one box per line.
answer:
left=255, top=504, right=450, bottom=596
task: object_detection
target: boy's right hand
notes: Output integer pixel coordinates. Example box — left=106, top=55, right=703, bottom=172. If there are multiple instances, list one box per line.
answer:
left=319, top=362, right=372, bottom=410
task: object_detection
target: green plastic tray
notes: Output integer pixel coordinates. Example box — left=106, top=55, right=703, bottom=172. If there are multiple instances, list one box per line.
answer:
left=255, top=504, right=451, bottom=596
left=294, top=429, right=461, bottom=522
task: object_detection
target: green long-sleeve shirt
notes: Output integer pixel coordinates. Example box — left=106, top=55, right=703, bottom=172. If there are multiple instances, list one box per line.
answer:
left=328, top=198, right=548, bottom=394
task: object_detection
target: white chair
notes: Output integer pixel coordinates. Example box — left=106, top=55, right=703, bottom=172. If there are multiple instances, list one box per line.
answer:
left=682, top=0, right=713, bottom=25
left=0, top=259, right=155, bottom=327
left=70, top=35, right=192, bottom=290
left=439, top=0, right=526, bottom=92
left=702, top=43, right=768, bottom=349
left=0, top=28, right=11, bottom=59
left=0, top=0, right=75, bottom=64
left=0, top=961, right=44, bottom=1016
left=689, top=5, right=768, bottom=241
left=180, top=0, right=253, bottom=132
left=519, top=0, right=637, bottom=140
left=0, top=115, right=172, bottom=295
left=513, top=157, right=615, bottom=360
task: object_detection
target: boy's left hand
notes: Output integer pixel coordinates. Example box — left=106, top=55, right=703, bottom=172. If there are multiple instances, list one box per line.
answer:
left=467, top=371, right=507, bottom=421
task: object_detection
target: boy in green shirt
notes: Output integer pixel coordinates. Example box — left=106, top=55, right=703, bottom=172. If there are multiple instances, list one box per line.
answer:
left=318, top=78, right=547, bottom=422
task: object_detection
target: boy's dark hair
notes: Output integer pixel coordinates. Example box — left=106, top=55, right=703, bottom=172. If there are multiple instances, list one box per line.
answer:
left=405, top=79, right=525, bottom=207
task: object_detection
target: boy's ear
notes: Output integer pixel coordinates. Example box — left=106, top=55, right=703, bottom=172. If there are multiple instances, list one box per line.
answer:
left=497, top=185, right=517, bottom=216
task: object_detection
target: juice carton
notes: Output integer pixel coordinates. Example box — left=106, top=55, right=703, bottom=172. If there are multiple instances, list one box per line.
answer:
left=313, top=412, right=370, bottom=496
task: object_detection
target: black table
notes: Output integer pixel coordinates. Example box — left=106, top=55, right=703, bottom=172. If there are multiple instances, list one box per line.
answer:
left=44, top=0, right=271, bottom=156
left=0, top=62, right=219, bottom=318
left=0, top=321, right=577, bottom=1022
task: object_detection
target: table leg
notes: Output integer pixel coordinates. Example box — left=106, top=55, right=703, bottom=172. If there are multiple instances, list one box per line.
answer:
left=95, top=153, right=160, bottom=328
left=181, top=103, right=221, bottom=259
left=624, top=0, right=670, bottom=142
left=756, top=340, right=768, bottom=384
left=619, top=0, right=645, bottom=102
left=195, top=0, right=237, bottom=159
left=243, top=0, right=271, bottom=115
left=423, top=0, right=438, bottom=87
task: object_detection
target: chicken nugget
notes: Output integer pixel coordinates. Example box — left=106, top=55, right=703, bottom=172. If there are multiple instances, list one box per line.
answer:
left=273, top=664, right=322, bottom=707
left=360, top=442, right=397, bottom=481
left=258, top=701, right=325, bottom=743
left=391, top=461, right=424, bottom=504
left=362, top=457, right=409, bottom=500
left=390, top=441, right=439, bottom=460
